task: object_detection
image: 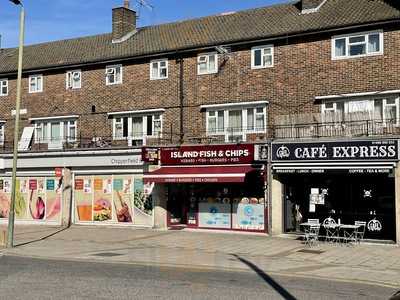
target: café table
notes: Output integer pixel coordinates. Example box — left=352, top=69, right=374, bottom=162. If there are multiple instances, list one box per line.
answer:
left=339, top=224, right=361, bottom=244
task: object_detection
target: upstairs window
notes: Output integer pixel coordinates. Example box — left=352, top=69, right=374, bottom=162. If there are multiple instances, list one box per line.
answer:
left=106, top=65, right=122, bottom=85
left=33, top=118, right=77, bottom=143
left=251, top=45, right=274, bottom=69
left=204, top=102, right=267, bottom=142
left=150, top=59, right=168, bottom=80
left=66, top=70, right=82, bottom=89
left=321, top=97, right=400, bottom=126
left=29, top=75, right=43, bottom=93
left=0, top=79, right=8, bottom=96
left=198, top=53, right=218, bottom=75
left=112, top=112, right=163, bottom=144
left=332, top=31, right=383, bottom=59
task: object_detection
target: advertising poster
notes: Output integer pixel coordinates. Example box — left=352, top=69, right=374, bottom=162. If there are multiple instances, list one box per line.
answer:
left=0, top=182, right=10, bottom=218
left=15, top=179, right=27, bottom=219
left=133, top=177, right=153, bottom=226
left=46, top=177, right=62, bottom=221
left=198, top=203, right=231, bottom=229
left=233, top=204, right=264, bottom=230
left=75, top=176, right=93, bottom=222
left=27, top=178, right=45, bottom=221
left=93, top=176, right=112, bottom=222
left=113, top=176, right=133, bottom=223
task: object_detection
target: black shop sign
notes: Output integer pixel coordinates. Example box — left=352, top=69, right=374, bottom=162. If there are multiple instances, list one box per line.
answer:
left=272, top=140, right=399, bottom=162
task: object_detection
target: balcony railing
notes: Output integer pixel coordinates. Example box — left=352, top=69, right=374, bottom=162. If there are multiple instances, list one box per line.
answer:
left=0, top=119, right=397, bottom=154
left=273, top=119, right=400, bottom=139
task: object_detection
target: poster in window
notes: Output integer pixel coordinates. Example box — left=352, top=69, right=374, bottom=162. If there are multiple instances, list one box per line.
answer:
left=133, top=177, right=153, bottom=226
left=15, top=179, right=27, bottom=219
left=198, top=203, right=231, bottom=229
left=75, top=176, right=92, bottom=222
left=113, top=176, right=133, bottom=223
left=93, top=176, right=112, bottom=222
left=0, top=178, right=10, bottom=218
left=27, top=177, right=45, bottom=221
left=233, top=204, right=264, bottom=230
left=4, top=179, right=11, bottom=193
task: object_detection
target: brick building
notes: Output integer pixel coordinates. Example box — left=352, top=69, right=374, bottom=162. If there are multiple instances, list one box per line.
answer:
left=0, top=0, right=399, bottom=242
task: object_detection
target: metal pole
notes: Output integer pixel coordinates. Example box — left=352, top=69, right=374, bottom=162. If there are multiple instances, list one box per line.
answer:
left=7, top=6, right=25, bottom=248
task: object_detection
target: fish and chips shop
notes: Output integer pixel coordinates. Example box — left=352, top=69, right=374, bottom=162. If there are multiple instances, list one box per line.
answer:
left=144, top=144, right=268, bottom=232
left=271, top=139, right=399, bottom=242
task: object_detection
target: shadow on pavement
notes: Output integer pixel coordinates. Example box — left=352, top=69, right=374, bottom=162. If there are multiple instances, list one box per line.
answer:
left=232, top=254, right=297, bottom=300
left=15, top=226, right=69, bottom=247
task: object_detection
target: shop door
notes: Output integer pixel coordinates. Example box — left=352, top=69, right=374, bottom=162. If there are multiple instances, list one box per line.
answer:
left=167, top=184, right=192, bottom=226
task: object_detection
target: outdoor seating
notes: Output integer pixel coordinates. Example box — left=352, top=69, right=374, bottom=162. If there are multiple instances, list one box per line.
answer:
left=322, top=218, right=340, bottom=244
left=307, top=219, right=320, bottom=225
left=354, top=221, right=366, bottom=244
left=304, top=224, right=320, bottom=247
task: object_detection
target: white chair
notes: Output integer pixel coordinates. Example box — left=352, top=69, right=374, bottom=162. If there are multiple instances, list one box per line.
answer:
left=323, top=217, right=339, bottom=244
left=354, top=221, right=366, bottom=244
left=304, top=224, right=320, bottom=247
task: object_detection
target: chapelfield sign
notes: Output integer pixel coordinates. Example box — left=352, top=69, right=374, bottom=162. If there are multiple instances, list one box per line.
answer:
left=272, top=140, right=399, bottom=161
left=160, top=144, right=255, bottom=165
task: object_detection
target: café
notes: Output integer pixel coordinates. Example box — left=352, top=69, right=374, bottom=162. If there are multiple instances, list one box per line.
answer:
left=143, top=144, right=268, bottom=232
left=271, top=139, right=400, bottom=242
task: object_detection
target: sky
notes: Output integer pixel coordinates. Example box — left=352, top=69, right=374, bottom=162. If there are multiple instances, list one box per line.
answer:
left=0, top=0, right=286, bottom=48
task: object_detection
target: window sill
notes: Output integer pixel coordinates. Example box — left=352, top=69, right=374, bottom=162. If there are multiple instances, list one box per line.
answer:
left=150, top=77, right=168, bottom=81
left=332, top=52, right=383, bottom=61
left=197, top=71, right=218, bottom=76
left=251, top=65, right=274, bottom=70
left=106, top=82, right=122, bottom=86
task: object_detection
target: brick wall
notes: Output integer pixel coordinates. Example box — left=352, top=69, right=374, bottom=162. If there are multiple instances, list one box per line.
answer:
left=1, top=25, right=399, bottom=146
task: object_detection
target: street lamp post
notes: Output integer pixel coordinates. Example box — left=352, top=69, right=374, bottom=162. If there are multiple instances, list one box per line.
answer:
left=7, top=0, right=25, bottom=248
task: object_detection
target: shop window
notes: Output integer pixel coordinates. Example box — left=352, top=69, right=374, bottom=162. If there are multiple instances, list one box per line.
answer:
left=29, top=75, right=43, bottom=93
left=0, top=79, right=8, bottom=96
left=66, top=70, right=82, bottom=89
left=0, top=123, right=4, bottom=145
left=205, top=103, right=267, bottom=142
left=34, top=118, right=77, bottom=144
left=251, top=45, right=274, bottom=69
left=197, top=53, right=218, bottom=75
left=112, top=113, right=163, bottom=143
left=150, top=59, right=168, bottom=80
left=106, top=65, right=122, bottom=85
left=332, top=31, right=383, bottom=60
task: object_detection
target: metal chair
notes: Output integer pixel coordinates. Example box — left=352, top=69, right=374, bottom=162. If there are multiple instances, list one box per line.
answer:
left=323, top=218, right=339, bottom=244
left=304, top=224, right=320, bottom=247
left=354, top=221, right=366, bottom=244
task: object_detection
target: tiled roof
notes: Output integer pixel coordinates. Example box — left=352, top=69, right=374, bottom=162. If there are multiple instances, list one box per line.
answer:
left=0, top=0, right=399, bottom=74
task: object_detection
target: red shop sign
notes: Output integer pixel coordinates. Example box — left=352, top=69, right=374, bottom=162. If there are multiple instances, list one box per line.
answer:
left=160, top=144, right=255, bottom=165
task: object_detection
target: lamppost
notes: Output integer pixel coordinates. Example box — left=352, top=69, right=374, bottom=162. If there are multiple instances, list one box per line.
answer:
left=7, top=0, right=25, bottom=248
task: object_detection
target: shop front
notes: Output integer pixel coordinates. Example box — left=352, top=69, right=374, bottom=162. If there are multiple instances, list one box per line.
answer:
left=144, top=144, right=268, bottom=232
left=271, top=139, right=399, bottom=242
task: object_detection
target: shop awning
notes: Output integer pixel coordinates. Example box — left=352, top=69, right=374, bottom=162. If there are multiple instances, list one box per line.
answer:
left=144, top=165, right=259, bottom=184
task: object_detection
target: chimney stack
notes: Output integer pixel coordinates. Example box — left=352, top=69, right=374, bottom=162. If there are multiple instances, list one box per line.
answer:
left=301, top=0, right=326, bottom=13
left=112, top=1, right=137, bottom=42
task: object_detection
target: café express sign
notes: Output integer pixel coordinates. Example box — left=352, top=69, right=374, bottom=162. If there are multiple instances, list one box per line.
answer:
left=272, top=140, right=399, bottom=161
left=161, top=144, right=254, bottom=165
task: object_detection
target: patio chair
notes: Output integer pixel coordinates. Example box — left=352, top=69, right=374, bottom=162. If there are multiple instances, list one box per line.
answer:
left=323, top=218, right=339, bottom=244
left=354, top=221, right=367, bottom=244
left=304, top=224, right=320, bottom=247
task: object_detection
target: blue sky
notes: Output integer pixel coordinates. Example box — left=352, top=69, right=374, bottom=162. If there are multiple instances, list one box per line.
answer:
left=0, top=0, right=286, bottom=48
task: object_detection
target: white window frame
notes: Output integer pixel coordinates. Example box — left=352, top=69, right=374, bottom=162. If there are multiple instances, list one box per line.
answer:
left=251, top=45, right=274, bottom=69
left=331, top=30, right=383, bottom=60
left=197, top=53, right=218, bottom=75
left=29, top=74, right=43, bottom=93
left=66, top=70, right=82, bottom=89
left=0, top=79, right=8, bottom=96
left=112, top=113, right=163, bottom=141
left=150, top=59, right=168, bottom=80
left=205, top=103, right=267, bottom=142
left=33, top=118, right=77, bottom=143
left=321, top=97, right=400, bottom=126
left=105, top=64, right=123, bottom=85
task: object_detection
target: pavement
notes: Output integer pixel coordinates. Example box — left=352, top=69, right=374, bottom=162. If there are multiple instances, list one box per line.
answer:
left=1, top=225, right=400, bottom=289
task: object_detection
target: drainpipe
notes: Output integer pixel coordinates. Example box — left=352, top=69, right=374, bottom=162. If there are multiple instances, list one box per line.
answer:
left=178, top=57, right=184, bottom=144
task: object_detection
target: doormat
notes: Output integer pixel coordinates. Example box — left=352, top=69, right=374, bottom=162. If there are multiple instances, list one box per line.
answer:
left=297, top=249, right=325, bottom=255
left=92, top=252, right=124, bottom=257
